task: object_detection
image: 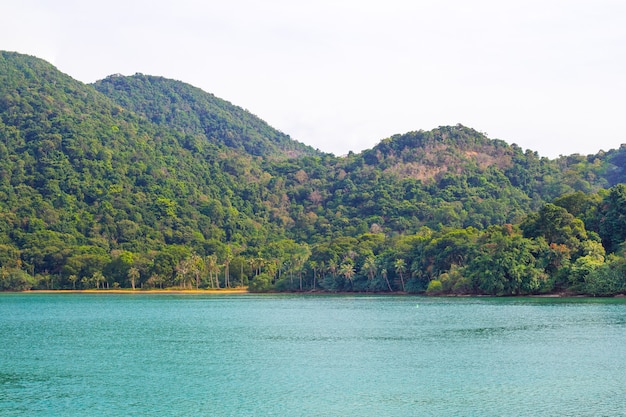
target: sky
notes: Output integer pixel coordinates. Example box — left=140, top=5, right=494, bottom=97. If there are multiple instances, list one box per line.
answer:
left=2, top=0, right=625, bottom=157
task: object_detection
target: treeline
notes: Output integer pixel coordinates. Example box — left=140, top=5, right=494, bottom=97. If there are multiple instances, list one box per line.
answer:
left=4, top=186, right=626, bottom=296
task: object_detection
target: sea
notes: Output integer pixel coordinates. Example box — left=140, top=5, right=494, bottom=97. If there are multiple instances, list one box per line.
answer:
left=1, top=293, right=625, bottom=416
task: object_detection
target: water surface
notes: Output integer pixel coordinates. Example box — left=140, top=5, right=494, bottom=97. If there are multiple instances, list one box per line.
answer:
left=1, top=294, right=625, bottom=416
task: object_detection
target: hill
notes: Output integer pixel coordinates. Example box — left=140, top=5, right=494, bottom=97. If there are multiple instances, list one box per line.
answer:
left=2, top=50, right=626, bottom=296
left=93, top=73, right=319, bottom=159
left=270, top=125, right=614, bottom=240
left=0, top=51, right=294, bottom=278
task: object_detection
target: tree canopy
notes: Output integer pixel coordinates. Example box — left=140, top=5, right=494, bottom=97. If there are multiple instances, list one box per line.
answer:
left=1, top=50, right=626, bottom=295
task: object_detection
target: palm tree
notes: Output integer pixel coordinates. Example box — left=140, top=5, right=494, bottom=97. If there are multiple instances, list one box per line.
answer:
left=381, top=268, right=392, bottom=292
left=68, top=274, right=78, bottom=290
left=328, top=259, right=338, bottom=278
left=339, top=262, right=355, bottom=290
left=189, top=254, right=204, bottom=289
left=394, top=259, right=407, bottom=292
left=206, top=255, right=219, bottom=288
left=248, top=258, right=256, bottom=277
left=240, top=256, right=245, bottom=288
left=92, top=271, right=105, bottom=289
left=127, top=267, right=140, bottom=290
left=255, top=257, right=265, bottom=276
left=265, top=259, right=278, bottom=282
left=293, top=245, right=311, bottom=291
left=309, top=260, right=318, bottom=290
left=223, top=249, right=233, bottom=288
left=362, top=256, right=376, bottom=281
left=285, top=259, right=293, bottom=287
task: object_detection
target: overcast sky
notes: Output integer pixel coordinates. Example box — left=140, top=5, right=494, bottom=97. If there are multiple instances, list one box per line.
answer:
left=3, top=0, right=625, bottom=157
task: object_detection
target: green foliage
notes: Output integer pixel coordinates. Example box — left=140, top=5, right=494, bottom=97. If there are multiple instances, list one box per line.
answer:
left=0, top=267, right=35, bottom=291
left=2, top=51, right=626, bottom=295
left=598, top=184, right=626, bottom=253
left=248, top=273, right=273, bottom=293
left=465, top=228, right=547, bottom=295
left=93, top=73, right=317, bottom=159
left=425, top=280, right=443, bottom=295
left=521, top=203, right=588, bottom=252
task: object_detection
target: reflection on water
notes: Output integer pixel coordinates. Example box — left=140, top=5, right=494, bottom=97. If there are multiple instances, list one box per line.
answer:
left=1, top=293, right=626, bottom=416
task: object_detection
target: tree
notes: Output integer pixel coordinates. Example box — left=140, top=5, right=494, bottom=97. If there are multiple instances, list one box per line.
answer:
left=521, top=203, right=587, bottom=248
left=146, top=274, right=165, bottom=289
left=582, top=256, right=626, bottom=296
left=223, top=246, right=233, bottom=288
left=362, top=256, right=376, bottom=281
left=127, top=267, right=140, bottom=290
left=188, top=254, right=205, bottom=289
left=309, top=260, right=318, bottom=290
left=206, top=255, right=220, bottom=289
left=0, top=267, right=35, bottom=291
left=380, top=268, right=392, bottom=292
left=151, top=245, right=191, bottom=287
left=92, top=271, right=106, bottom=289
left=68, top=274, right=78, bottom=290
left=394, top=259, right=407, bottom=292
left=466, top=232, right=546, bottom=295
left=553, top=191, right=601, bottom=232
left=339, top=261, right=355, bottom=290
left=64, top=252, right=111, bottom=286
left=175, top=258, right=192, bottom=289
left=421, top=228, right=479, bottom=281
left=249, top=273, right=273, bottom=293
left=426, top=279, right=443, bottom=295
left=598, top=184, right=626, bottom=253
left=328, top=259, right=338, bottom=279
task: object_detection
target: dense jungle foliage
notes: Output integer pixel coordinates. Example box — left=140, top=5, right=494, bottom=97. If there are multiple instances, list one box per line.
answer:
left=2, top=50, right=626, bottom=295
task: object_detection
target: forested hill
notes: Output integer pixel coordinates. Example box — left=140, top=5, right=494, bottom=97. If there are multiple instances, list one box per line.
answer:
left=93, top=73, right=319, bottom=159
left=0, top=50, right=300, bottom=277
left=3, top=50, right=626, bottom=297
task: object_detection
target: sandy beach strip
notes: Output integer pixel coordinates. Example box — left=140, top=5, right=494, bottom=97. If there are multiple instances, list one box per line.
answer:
left=24, top=288, right=250, bottom=294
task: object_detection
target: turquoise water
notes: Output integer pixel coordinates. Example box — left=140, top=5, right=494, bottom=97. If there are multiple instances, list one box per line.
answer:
left=1, top=294, right=626, bottom=416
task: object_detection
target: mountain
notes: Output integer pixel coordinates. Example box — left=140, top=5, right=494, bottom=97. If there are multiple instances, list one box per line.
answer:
left=2, top=50, right=626, bottom=296
left=93, top=73, right=319, bottom=159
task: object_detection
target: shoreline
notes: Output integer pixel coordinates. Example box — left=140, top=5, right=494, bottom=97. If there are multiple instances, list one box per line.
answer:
left=22, top=288, right=250, bottom=294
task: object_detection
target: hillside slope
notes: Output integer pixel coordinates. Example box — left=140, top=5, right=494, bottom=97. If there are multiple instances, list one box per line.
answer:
left=93, top=73, right=319, bottom=159
left=269, top=125, right=602, bottom=239
left=0, top=51, right=292, bottom=266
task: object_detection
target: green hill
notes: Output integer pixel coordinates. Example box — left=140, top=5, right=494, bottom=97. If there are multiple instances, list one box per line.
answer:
left=2, top=50, right=626, bottom=296
left=93, top=73, right=319, bottom=159
left=0, top=51, right=291, bottom=281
